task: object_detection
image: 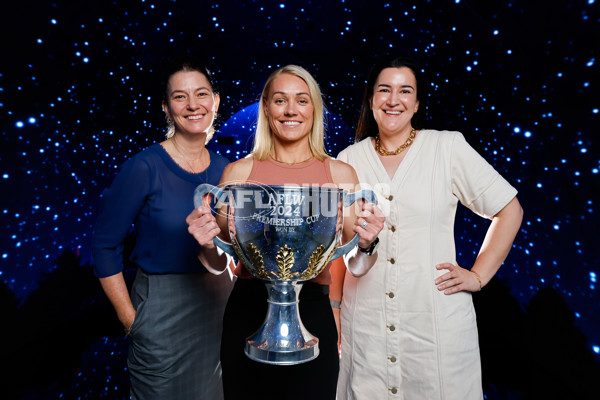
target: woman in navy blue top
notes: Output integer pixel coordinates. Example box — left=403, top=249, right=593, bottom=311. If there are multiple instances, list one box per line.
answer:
left=92, top=58, right=234, bottom=400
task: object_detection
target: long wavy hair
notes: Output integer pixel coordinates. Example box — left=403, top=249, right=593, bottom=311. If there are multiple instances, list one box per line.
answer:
left=252, top=65, right=329, bottom=161
left=355, top=57, right=426, bottom=142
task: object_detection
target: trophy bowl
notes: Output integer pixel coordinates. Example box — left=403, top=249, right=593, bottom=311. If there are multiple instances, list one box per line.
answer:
left=194, top=183, right=376, bottom=365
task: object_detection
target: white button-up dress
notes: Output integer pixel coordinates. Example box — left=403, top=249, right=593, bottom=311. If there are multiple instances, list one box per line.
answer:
left=336, top=130, right=517, bottom=400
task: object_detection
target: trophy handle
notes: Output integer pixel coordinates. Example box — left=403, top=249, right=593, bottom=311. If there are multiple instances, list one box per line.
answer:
left=343, top=188, right=377, bottom=207
left=193, top=183, right=237, bottom=258
left=330, top=189, right=379, bottom=260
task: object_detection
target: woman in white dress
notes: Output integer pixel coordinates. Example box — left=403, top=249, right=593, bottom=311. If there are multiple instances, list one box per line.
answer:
left=332, top=57, right=524, bottom=399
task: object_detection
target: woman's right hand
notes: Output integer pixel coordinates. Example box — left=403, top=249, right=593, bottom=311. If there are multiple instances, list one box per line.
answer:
left=354, top=199, right=385, bottom=250
left=123, top=312, right=136, bottom=336
left=99, top=273, right=138, bottom=337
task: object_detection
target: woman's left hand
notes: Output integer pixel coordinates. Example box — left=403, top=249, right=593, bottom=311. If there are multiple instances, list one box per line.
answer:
left=186, top=199, right=221, bottom=249
left=435, top=263, right=481, bottom=294
left=354, top=200, right=385, bottom=249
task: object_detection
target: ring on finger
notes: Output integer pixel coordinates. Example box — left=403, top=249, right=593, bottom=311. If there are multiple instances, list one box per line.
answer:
left=361, top=220, right=369, bottom=229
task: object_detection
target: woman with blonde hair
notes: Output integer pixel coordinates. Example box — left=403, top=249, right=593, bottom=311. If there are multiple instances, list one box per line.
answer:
left=187, top=64, right=385, bottom=399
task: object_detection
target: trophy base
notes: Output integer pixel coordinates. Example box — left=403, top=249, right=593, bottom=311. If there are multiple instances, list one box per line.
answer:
left=245, top=339, right=319, bottom=365
left=243, top=281, right=320, bottom=365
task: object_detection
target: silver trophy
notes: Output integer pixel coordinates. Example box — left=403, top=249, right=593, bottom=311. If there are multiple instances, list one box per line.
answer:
left=194, top=184, right=376, bottom=365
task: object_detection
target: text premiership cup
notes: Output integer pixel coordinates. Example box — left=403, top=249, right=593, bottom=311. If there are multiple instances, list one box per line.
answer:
left=194, top=184, right=376, bottom=365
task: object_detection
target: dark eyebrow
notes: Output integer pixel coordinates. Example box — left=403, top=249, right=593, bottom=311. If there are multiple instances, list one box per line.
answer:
left=171, top=87, right=211, bottom=94
left=376, top=83, right=414, bottom=90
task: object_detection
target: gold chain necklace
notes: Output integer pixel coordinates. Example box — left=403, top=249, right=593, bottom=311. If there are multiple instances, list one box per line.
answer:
left=375, top=129, right=417, bottom=156
left=171, top=136, right=205, bottom=173
left=271, top=154, right=314, bottom=165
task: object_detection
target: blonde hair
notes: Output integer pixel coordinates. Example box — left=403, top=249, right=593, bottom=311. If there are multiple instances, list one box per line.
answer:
left=252, top=65, right=329, bottom=161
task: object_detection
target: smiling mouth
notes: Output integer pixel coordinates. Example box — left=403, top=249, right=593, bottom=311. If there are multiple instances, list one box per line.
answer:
left=187, top=115, right=205, bottom=120
left=282, top=121, right=301, bottom=126
left=384, top=110, right=401, bottom=115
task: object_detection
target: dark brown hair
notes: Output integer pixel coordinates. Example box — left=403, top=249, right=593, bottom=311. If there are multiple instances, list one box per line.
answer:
left=161, top=57, right=216, bottom=103
left=355, top=57, right=426, bottom=142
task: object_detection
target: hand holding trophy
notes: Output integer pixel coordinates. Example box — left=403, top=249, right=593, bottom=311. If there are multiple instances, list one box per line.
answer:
left=194, top=183, right=377, bottom=365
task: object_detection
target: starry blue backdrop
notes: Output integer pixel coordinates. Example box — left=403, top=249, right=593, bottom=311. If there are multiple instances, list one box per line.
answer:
left=1, top=0, right=599, bottom=398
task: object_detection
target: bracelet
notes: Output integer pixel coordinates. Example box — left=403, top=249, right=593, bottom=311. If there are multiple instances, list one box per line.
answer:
left=471, top=270, right=482, bottom=292
left=330, top=299, right=341, bottom=309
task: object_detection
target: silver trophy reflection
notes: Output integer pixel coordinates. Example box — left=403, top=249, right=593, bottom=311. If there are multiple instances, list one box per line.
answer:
left=194, top=184, right=376, bottom=365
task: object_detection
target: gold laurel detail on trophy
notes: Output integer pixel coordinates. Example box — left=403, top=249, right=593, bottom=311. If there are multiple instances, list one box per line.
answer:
left=300, top=245, right=327, bottom=280
left=246, top=243, right=270, bottom=279
left=275, top=244, right=299, bottom=280
left=232, top=241, right=245, bottom=262
left=321, top=244, right=337, bottom=269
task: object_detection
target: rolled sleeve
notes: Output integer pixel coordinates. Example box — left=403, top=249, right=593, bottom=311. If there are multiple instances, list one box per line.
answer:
left=450, top=132, right=517, bottom=219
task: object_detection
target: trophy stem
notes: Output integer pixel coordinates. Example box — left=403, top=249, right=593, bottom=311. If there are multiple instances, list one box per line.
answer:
left=244, top=281, right=319, bottom=365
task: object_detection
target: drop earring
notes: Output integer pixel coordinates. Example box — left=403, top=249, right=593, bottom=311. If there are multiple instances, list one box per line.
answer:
left=165, top=113, right=175, bottom=138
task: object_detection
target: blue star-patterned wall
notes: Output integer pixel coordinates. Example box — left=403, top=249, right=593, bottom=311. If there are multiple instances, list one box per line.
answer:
left=1, top=0, right=598, bottom=398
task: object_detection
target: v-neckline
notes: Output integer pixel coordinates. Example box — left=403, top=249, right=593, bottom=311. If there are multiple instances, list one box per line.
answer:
left=364, top=130, right=425, bottom=185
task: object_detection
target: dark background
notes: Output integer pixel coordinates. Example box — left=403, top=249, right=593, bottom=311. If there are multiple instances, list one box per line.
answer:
left=1, top=0, right=598, bottom=399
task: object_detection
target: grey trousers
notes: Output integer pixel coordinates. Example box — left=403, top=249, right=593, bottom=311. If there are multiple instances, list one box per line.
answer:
left=128, top=269, right=233, bottom=400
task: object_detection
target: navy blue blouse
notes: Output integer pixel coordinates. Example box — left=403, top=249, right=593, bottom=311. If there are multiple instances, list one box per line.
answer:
left=92, top=143, right=229, bottom=278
